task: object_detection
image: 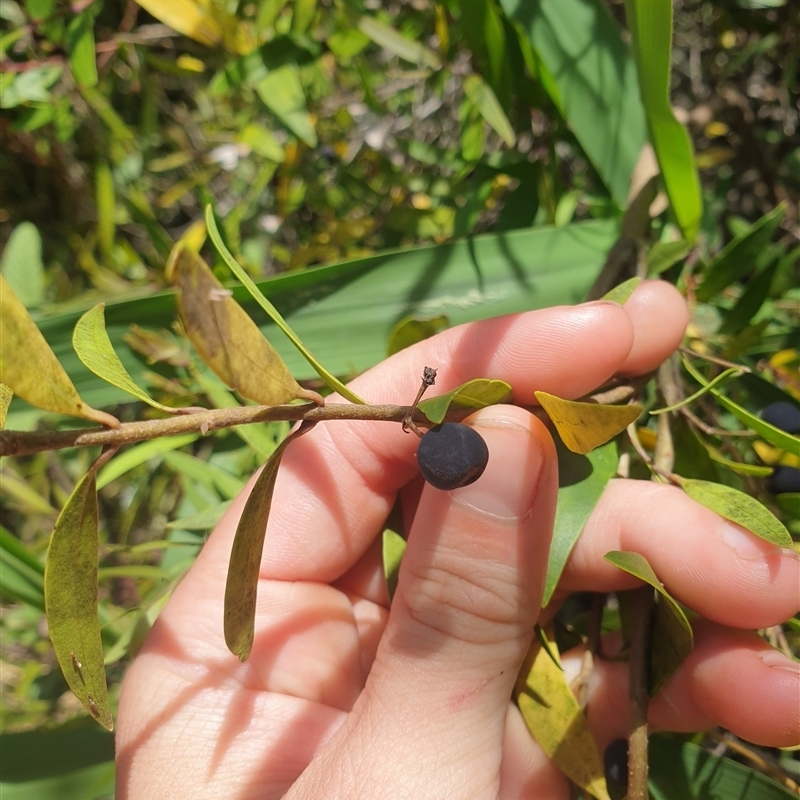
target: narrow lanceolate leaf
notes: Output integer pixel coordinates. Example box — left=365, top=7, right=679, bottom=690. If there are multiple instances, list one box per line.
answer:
left=74, top=304, right=177, bottom=414
left=224, top=423, right=315, bottom=660
left=624, top=0, right=702, bottom=241
left=650, top=367, right=744, bottom=415
left=382, top=528, right=406, bottom=602
left=677, top=478, right=792, bottom=548
left=44, top=468, right=113, bottom=730
left=358, top=16, right=441, bottom=69
left=463, top=74, right=515, bottom=147
left=0, top=276, right=118, bottom=427
left=0, top=384, right=12, bottom=429
left=535, top=391, right=641, bottom=455
left=419, top=379, right=513, bottom=425
left=168, top=244, right=322, bottom=408
left=516, top=637, right=611, bottom=800
left=605, top=551, right=694, bottom=696
left=543, top=439, right=618, bottom=606
left=601, top=277, right=641, bottom=305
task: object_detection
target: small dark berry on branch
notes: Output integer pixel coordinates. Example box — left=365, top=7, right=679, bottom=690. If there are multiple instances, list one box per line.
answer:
left=761, top=401, right=800, bottom=435
left=417, top=423, right=489, bottom=490
left=603, top=738, right=628, bottom=800
left=768, top=466, right=800, bottom=495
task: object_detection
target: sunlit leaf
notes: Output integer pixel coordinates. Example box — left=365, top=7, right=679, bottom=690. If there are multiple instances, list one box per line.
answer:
left=44, top=467, right=113, bottom=729
left=419, top=379, right=513, bottom=425
left=386, top=314, right=449, bottom=357
left=358, top=16, right=441, bottom=68
left=382, top=527, right=406, bottom=602
left=516, top=636, right=611, bottom=800
left=65, top=10, right=98, bottom=87
left=463, top=74, right=515, bottom=147
left=0, top=383, right=11, bottom=429
left=677, top=478, right=792, bottom=548
left=601, top=276, right=641, bottom=305
left=94, top=161, right=115, bottom=261
left=74, top=304, right=178, bottom=414
left=224, top=423, right=315, bottom=660
left=606, top=551, right=694, bottom=695
left=543, top=439, right=618, bottom=606
left=0, top=276, right=118, bottom=427
left=134, top=0, right=222, bottom=48
left=535, top=391, right=641, bottom=455
left=168, top=244, right=321, bottom=407
left=0, top=222, right=44, bottom=308
left=255, top=65, right=317, bottom=147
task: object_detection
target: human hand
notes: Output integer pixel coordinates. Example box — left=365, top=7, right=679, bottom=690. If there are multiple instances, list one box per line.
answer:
left=116, top=281, right=800, bottom=799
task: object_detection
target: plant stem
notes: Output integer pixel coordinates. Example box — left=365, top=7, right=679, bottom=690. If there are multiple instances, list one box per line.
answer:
left=627, top=585, right=654, bottom=800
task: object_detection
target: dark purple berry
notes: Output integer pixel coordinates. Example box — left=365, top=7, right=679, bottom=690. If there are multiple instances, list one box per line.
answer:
left=603, top=738, right=628, bottom=800
left=417, top=423, right=489, bottom=491
left=761, top=401, right=800, bottom=435
left=768, top=466, right=800, bottom=495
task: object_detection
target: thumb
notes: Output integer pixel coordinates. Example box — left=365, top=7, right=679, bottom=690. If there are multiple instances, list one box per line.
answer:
left=288, top=405, right=558, bottom=800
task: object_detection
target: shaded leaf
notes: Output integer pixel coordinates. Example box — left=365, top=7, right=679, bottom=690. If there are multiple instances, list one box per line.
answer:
left=543, top=439, right=618, bottom=606
left=224, top=423, right=315, bottom=660
left=516, top=636, right=611, bottom=800
left=255, top=65, right=317, bottom=147
left=73, top=304, right=177, bottom=414
left=463, top=73, right=515, bottom=147
left=0, top=276, right=118, bottom=427
left=605, top=551, right=694, bottom=695
left=696, top=203, right=786, bottom=302
left=0, top=222, right=44, bottom=308
left=382, top=527, right=406, bottom=602
left=205, top=206, right=362, bottom=404
left=44, top=467, right=113, bottom=729
left=168, top=244, right=320, bottom=407
left=358, top=16, right=441, bottom=68
left=0, top=525, right=44, bottom=610
left=386, top=314, right=449, bottom=357
left=535, top=391, right=641, bottom=455
left=719, top=258, right=780, bottom=336
left=123, top=324, right=191, bottom=368
left=677, top=478, right=792, bottom=548
left=0, top=383, right=11, bottom=429
left=419, top=379, right=513, bottom=425
left=601, top=276, right=641, bottom=305
left=647, top=239, right=692, bottom=276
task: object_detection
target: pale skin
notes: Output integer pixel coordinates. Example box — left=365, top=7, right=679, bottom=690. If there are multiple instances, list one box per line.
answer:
left=116, top=281, right=800, bottom=799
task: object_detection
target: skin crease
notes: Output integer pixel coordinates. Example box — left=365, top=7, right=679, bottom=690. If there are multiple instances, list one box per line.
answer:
left=115, top=281, right=800, bottom=800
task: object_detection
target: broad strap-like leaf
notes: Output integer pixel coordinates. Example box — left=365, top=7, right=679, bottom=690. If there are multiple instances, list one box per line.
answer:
left=677, top=478, right=792, bottom=548
left=606, top=550, right=694, bottom=695
left=535, top=391, right=641, bottom=455
left=0, top=276, right=119, bottom=427
left=44, top=463, right=113, bottom=729
left=418, top=379, right=513, bottom=425
left=74, top=304, right=178, bottom=414
left=515, top=635, right=611, bottom=800
left=224, top=423, right=316, bottom=661
left=168, top=244, right=322, bottom=408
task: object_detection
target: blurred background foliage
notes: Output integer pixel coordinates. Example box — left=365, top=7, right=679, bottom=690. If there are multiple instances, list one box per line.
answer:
left=0, top=0, right=798, bottom=797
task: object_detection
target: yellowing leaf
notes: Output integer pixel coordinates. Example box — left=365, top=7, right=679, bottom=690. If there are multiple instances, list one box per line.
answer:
left=224, top=423, right=315, bottom=660
left=0, top=276, right=119, bottom=427
left=44, top=467, right=113, bottom=730
left=0, top=383, right=11, bottom=429
left=463, top=74, right=515, bottom=147
left=419, top=379, right=513, bottom=425
left=535, top=391, right=641, bottom=454
left=169, top=245, right=321, bottom=408
left=678, top=478, right=792, bottom=548
left=74, top=304, right=178, bottom=414
left=134, top=0, right=222, bottom=48
left=516, top=637, right=611, bottom=800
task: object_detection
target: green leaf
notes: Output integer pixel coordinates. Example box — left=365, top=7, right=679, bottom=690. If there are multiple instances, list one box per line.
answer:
left=44, top=468, right=113, bottom=729
left=96, top=433, right=199, bottom=489
left=650, top=367, right=744, bottom=415
left=624, top=0, right=702, bottom=240
left=647, top=239, right=693, bottom=276
left=0, top=222, right=44, bottom=308
left=501, top=0, right=647, bottom=208
left=224, top=423, right=314, bottom=660
left=535, top=391, right=641, bottom=455
left=696, top=203, right=786, bottom=302
left=0, top=276, right=118, bottom=427
left=418, top=379, right=513, bottom=425
left=543, top=439, right=618, bottom=606
left=677, top=478, right=792, bottom=548
left=0, top=525, right=44, bottom=609
left=204, top=206, right=363, bottom=404
left=463, top=74, right=515, bottom=147
left=255, top=65, right=317, bottom=147
left=166, top=501, right=232, bottom=531
left=65, top=10, right=97, bottom=86
left=73, top=304, right=177, bottom=414
left=162, top=451, right=245, bottom=501
left=386, top=314, right=449, bottom=357
left=605, top=551, right=694, bottom=695
left=719, top=258, right=779, bottom=335
left=94, top=161, right=115, bottom=261
left=601, top=277, right=641, bottom=305
left=358, top=16, right=441, bottom=68
left=382, top=527, right=406, bottom=602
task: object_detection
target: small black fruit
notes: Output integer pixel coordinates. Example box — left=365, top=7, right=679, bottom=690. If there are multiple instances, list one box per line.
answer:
left=768, top=466, right=800, bottom=495
left=761, top=401, right=800, bottom=435
left=417, top=423, right=489, bottom=490
left=603, top=738, right=628, bottom=800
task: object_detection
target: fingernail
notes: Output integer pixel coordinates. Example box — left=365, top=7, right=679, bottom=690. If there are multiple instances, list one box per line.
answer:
left=452, top=418, right=543, bottom=519
left=759, top=650, right=800, bottom=674
left=719, top=520, right=787, bottom=560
